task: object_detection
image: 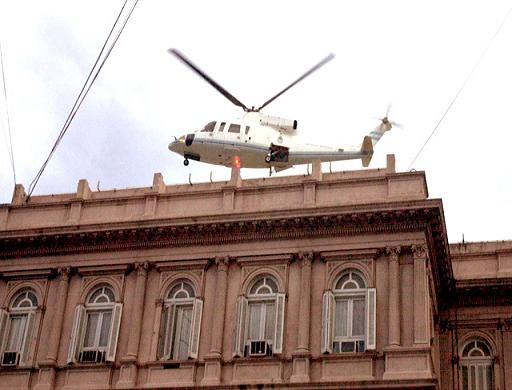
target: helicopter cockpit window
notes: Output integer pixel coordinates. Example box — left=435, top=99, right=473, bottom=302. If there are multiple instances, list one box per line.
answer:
left=219, top=122, right=226, bottom=132
left=228, top=124, right=241, bottom=133
left=201, top=121, right=216, bottom=132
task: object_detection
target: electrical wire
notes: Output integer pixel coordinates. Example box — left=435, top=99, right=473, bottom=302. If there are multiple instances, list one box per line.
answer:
left=26, top=0, right=140, bottom=201
left=408, top=6, right=512, bottom=170
left=0, top=41, right=16, bottom=186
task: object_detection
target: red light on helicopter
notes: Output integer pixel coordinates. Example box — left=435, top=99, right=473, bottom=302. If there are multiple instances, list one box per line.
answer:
left=234, top=156, right=241, bottom=169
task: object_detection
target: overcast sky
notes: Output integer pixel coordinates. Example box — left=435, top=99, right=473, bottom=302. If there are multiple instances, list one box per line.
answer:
left=0, top=1, right=511, bottom=243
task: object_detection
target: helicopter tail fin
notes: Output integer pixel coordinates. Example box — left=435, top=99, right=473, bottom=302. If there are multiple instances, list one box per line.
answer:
left=361, top=135, right=373, bottom=167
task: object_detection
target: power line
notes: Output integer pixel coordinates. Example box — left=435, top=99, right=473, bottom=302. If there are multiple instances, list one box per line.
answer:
left=408, top=6, right=512, bottom=170
left=26, top=0, right=140, bottom=201
left=0, top=41, right=16, bottom=186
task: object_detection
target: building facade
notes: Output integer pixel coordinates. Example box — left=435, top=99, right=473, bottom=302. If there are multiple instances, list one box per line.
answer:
left=0, top=156, right=510, bottom=389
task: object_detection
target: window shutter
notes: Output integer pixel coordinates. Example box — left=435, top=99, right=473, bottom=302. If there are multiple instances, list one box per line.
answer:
left=157, top=304, right=172, bottom=360
left=0, top=309, right=9, bottom=354
left=366, top=288, right=377, bottom=350
left=19, top=311, right=35, bottom=365
left=273, top=293, right=286, bottom=354
left=233, top=296, right=247, bottom=357
left=188, top=298, right=203, bottom=359
left=67, top=305, right=85, bottom=364
left=321, top=291, right=334, bottom=354
left=105, top=303, right=123, bottom=362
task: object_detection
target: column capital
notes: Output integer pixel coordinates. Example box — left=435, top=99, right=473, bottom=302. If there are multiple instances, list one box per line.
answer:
left=411, top=244, right=428, bottom=260
left=215, top=256, right=230, bottom=272
left=134, top=261, right=149, bottom=276
left=57, top=266, right=71, bottom=281
left=297, top=251, right=314, bottom=267
left=386, top=246, right=401, bottom=261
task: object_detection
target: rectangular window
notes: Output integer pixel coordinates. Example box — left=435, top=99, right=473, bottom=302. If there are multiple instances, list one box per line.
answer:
left=228, top=124, right=241, bottom=133
left=5, top=316, right=26, bottom=353
left=245, top=126, right=250, bottom=135
left=67, top=303, right=123, bottom=365
left=219, top=122, right=226, bottom=132
left=158, top=299, right=203, bottom=361
left=171, top=305, right=193, bottom=360
left=1, top=312, right=34, bottom=367
left=82, top=311, right=112, bottom=350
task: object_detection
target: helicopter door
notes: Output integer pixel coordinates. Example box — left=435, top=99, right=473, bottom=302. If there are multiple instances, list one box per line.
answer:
left=242, top=125, right=251, bottom=144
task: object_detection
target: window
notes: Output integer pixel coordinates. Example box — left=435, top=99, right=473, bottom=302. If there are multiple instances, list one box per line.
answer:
left=233, top=275, right=285, bottom=358
left=200, top=121, right=216, bottom=132
left=228, top=124, right=241, bottom=133
left=0, top=290, right=38, bottom=366
left=461, top=337, right=494, bottom=390
left=322, top=269, right=376, bottom=354
left=218, top=122, right=226, bottom=132
left=157, top=279, right=203, bottom=361
left=245, top=125, right=250, bottom=135
left=67, top=285, right=122, bottom=364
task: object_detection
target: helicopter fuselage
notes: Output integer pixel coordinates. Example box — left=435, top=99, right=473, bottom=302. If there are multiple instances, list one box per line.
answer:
left=168, top=112, right=367, bottom=169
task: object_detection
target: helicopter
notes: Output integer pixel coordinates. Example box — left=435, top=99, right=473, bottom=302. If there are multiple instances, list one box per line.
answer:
left=168, top=49, right=399, bottom=172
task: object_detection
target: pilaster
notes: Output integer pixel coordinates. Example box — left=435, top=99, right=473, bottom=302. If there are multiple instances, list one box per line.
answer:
left=386, top=246, right=401, bottom=347
left=291, top=251, right=313, bottom=383
left=117, top=262, right=149, bottom=388
left=201, top=256, right=230, bottom=386
left=412, top=245, right=429, bottom=345
left=34, top=267, right=71, bottom=390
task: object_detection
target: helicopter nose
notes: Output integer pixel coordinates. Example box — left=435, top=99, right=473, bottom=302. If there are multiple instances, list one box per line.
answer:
left=168, top=135, right=185, bottom=151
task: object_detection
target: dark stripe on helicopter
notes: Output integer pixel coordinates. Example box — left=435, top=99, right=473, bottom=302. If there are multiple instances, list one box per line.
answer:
left=193, top=137, right=362, bottom=157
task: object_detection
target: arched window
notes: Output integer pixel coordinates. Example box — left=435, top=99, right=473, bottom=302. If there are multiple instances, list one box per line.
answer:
left=322, top=269, right=376, bottom=354
left=0, top=289, right=38, bottom=366
left=67, top=285, right=122, bottom=364
left=157, top=279, right=203, bottom=361
left=461, top=337, right=494, bottom=390
left=233, top=274, right=285, bottom=358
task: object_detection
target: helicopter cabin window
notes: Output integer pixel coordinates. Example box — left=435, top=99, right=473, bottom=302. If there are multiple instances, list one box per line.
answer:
left=245, top=126, right=250, bottom=135
left=228, top=124, right=241, bottom=133
left=201, top=122, right=216, bottom=132
left=218, top=122, right=226, bottom=132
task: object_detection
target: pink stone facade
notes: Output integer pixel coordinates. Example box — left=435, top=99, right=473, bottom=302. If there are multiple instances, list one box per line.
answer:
left=0, top=157, right=509, bottom=389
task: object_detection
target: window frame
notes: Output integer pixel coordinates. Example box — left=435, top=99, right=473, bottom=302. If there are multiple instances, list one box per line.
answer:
left=460, top=338, right=494, bottom=390
left=233, top=274, right=285, bottom=358
left=322, top=269, right=376, bottom=354
left=67, top=285, right=123, bottom=365
left=0, top=290, right=38, bottom=367
left=158, top=279, right=203, bottom=361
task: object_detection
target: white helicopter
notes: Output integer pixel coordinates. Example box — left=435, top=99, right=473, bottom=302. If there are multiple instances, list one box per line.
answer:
left=168, top=49, right=398, bottom=172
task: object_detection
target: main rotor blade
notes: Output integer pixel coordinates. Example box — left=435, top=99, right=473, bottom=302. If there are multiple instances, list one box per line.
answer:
left=169, top=49, right=249, bottom=111
left=258, top=53, right=335, bottom=111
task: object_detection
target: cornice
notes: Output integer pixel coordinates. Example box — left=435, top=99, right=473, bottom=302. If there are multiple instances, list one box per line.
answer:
left=0, top=205, right=440, bottom=258
left=454, top=277, right=512, bottom=307
left=0, top=200, right=453, bottom=306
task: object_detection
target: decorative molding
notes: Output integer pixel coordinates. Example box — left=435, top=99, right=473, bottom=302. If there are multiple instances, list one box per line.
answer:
left=4, top=279, right=47, bottom=307
left=386, top=246, right=401, bottom=261
left=321, top=248, right=379, bottom=262
left=1, top=268, right=54, bottom=281
left=0, top=205, right=453, bottom=306
left=240, top=264, right=288, bottom=294
left=154, top=259, right=210, bottom=272
left=159, top=270, right=204, bottom=299
left=455, top=278, right=512, bottom=306
left=412, top=244, right=428, bottom=260
left=76, top=264, right=130, bottom=277
left=134, top=261, right=149, bottom=276
left=79, top=274, right=124, bottom=303
left=297, top=251, right=314, bottom=267
left=236, top=253, right=293, bottom=267
left=58, top=266, right=72, bottom=281
left=215, top=256, right=231, bottom=272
